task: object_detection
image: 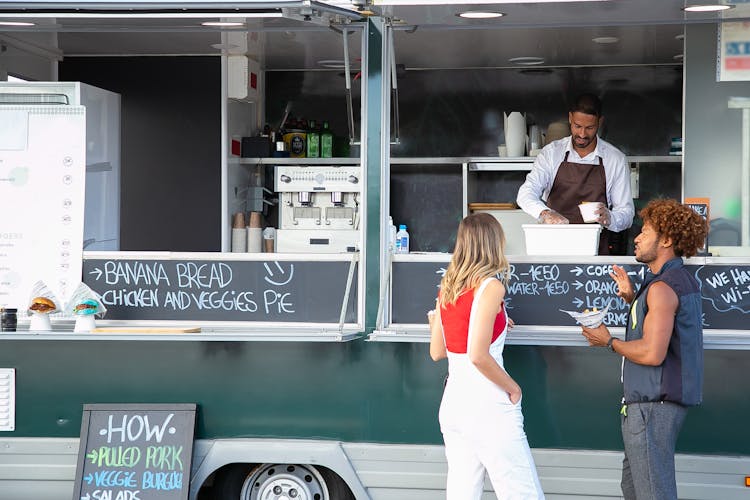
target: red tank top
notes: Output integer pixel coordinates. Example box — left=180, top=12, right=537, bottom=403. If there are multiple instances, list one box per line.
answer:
left=439, top=287, right=507, bottom=354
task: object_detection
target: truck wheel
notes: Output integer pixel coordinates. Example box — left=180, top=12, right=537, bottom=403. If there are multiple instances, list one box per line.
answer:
left=238, top=463, right=353, bottom=500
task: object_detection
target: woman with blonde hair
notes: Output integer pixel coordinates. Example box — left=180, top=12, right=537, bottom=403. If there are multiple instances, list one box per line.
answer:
left=429, top=212, right=544, bottom=499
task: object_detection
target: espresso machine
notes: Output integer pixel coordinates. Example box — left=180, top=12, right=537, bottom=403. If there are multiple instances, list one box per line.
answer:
left=274, top=165, right=360, bottom=253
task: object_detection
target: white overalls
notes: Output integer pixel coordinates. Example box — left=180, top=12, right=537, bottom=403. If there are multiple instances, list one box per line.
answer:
left=439, top=278, right=545, bottom=500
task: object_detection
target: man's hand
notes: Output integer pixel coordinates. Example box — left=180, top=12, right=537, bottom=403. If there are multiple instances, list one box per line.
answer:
left=610, top=264, right=635, bottom=303
left=539, top=209, right=569, bottom=224
left=595, top=204, right=612, bottom=227
left=581, top=323, right=612, bottom=347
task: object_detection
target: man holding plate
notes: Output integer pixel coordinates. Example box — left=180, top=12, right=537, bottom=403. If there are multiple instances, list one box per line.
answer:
left=581, top=199, right=707, bottom=500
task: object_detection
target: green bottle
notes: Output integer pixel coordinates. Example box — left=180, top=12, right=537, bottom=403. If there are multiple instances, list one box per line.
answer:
left=307, top=119, right=320, bottom=158
left=321, top=121, right=334, bottom=158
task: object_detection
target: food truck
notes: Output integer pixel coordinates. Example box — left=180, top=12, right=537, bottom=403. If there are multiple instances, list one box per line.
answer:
left=1, top=1, right=749, bottom=498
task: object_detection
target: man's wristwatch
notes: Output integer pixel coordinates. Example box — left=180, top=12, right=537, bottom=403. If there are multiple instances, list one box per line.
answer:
left=607, top=337, right=616, bottom=352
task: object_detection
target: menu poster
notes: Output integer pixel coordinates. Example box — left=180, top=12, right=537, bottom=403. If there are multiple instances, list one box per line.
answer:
left=685, top=197, right=710, bottom=255
left=718, top=20, right=750, bottom=82
left=0, top=106, right=86, bottom=311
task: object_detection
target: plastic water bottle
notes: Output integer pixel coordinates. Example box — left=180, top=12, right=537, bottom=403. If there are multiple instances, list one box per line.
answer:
left=388, top=216, right=397, bottom=253
left=395, top=224, right=410, bottom=254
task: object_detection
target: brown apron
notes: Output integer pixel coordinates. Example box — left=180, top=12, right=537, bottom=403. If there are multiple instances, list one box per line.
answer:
left=546, top=151, right=611, bottom=255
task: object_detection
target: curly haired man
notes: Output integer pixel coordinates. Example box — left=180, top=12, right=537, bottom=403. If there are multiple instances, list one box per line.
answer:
left=581, top=198, right=708, bottom=500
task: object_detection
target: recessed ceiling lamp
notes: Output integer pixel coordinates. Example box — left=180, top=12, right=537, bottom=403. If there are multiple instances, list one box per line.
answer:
left=683, top=4, right=735, bottom=12
left=318, top=60, right=351, bottom=69
left=211, top=43, right=240, bottom=50
left=375, top=0, right=606, bottom=4
left=202, top=21, right=246, bottom=27
left=509, top=56, right=545, bottom=66
left=592, top=36, right=619, bottom=44
left=0, top=12, right=281, bottom=19
left=458, top=11, right=504, bottom=19
left=0, top=21, right=35, bottom=26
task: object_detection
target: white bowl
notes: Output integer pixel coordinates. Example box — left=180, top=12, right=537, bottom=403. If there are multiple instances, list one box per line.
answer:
left=578, top=201, right=602, bottom=223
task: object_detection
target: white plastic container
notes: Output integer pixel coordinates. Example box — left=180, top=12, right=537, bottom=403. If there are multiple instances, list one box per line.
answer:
left=388, top=216, right=397, bottom=253
left=522, top=224, right=602, bottom=256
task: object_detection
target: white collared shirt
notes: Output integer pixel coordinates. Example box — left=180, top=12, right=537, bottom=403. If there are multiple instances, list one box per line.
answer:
left=516, top=135, right=635, bottom=233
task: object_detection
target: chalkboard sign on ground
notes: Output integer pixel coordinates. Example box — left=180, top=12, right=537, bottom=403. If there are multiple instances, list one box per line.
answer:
left=73, top=403, right=197, bottom=500
left=82, top=258, right=357, bottom=323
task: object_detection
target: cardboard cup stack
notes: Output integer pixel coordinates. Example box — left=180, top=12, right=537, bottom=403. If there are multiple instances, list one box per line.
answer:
left=263, top=227, right=276, bottom=252
left=231, top=212, right=247, bottom=252
left=247, top=211, right=262, bottom=253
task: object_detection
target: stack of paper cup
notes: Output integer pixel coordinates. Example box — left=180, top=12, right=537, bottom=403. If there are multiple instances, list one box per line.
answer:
left=247, top=212, right=262, bottom=253
left=231, top=228, right=247, bottom=252
left=247, top=228, right=262, bottom=252
left=263, top=227, right=276, bottom=252
left=231, top=212, right=247, bottom=252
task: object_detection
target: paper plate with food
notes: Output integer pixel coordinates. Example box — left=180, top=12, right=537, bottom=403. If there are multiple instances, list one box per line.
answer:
left=559, top=305, right=609, bottom=328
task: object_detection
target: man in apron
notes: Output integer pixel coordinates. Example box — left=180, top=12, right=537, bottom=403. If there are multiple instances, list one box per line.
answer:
left=517, top=94, right=634, bottom=255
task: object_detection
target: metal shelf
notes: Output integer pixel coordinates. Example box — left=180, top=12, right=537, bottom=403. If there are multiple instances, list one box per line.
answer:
left=390, top=156, right=681, bottom=171
left=234, top=157, right=360, bottom=166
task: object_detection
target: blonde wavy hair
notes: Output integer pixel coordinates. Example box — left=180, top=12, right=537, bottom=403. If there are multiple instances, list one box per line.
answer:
left=438, top=212, right=510, bottom=306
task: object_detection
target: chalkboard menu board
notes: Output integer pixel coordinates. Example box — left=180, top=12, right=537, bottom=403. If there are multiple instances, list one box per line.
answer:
left=392, top=261, right=750, bottom=330
left=82, top=258, right=357, bottom=323
left=693, top=265, right=750, bottom=329
left=73, top=403, right=196, bottom=500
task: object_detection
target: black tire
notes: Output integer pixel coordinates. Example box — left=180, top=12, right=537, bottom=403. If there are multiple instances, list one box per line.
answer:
left=316, top=466, right=356, bottom=500
left=209, top=463, right=257, bottom=500
left=207, top=463, right=355, bottom=500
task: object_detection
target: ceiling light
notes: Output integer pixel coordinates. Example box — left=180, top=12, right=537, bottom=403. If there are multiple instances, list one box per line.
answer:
left=0, top=12, right=282, bottom=19
left=458, top=11, right=504, bottom=19
left=211, top=43, right=240, bottom=50
left=375, top=0, right=605, bottom=4
left=592, top=36, right=619, bottom=44
left=674, top=54, right=684, bottom=60
left=0, top=21, right=35, bottom=26
left=202, top=21, right=246, bottom=27
left=675, top=33, right=685, bottom=40
left=683, top=4, right=735, bottom=12
left=509, top=56, right=545, bottom=66
left=318, top=60, right=350, bottom=69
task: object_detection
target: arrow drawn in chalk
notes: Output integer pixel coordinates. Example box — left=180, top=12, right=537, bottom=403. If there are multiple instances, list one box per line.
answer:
left=264, top=262, right=294, bottom=286
left=435, top=267, right=447, bottom=288
left=88, top=267, right=102, bottom=280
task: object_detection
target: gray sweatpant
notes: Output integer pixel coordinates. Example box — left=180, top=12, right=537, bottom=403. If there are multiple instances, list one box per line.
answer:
left=620, top=401, right=688, bottom=500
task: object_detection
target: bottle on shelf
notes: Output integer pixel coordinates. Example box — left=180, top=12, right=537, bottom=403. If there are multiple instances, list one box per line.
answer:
left=307, top=119, right=320, bottom=158
left=321, top=121, right=334, bottom=158
left=395, top=224, right=410, bottom=254
left=284, top=117, right=307, bottom=158
left=388, top=216, right=397, bottom=253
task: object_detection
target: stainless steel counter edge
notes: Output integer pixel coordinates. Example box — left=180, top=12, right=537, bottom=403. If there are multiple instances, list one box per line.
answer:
left=391, top=254, right=750, bottom=265
left=0, top=325, right=363, bottom=342
left=392, top=254, right=713, bottom=264
left=368, top=326, right=750, bottom=350
left=83, top=251, right=360, bottom=262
